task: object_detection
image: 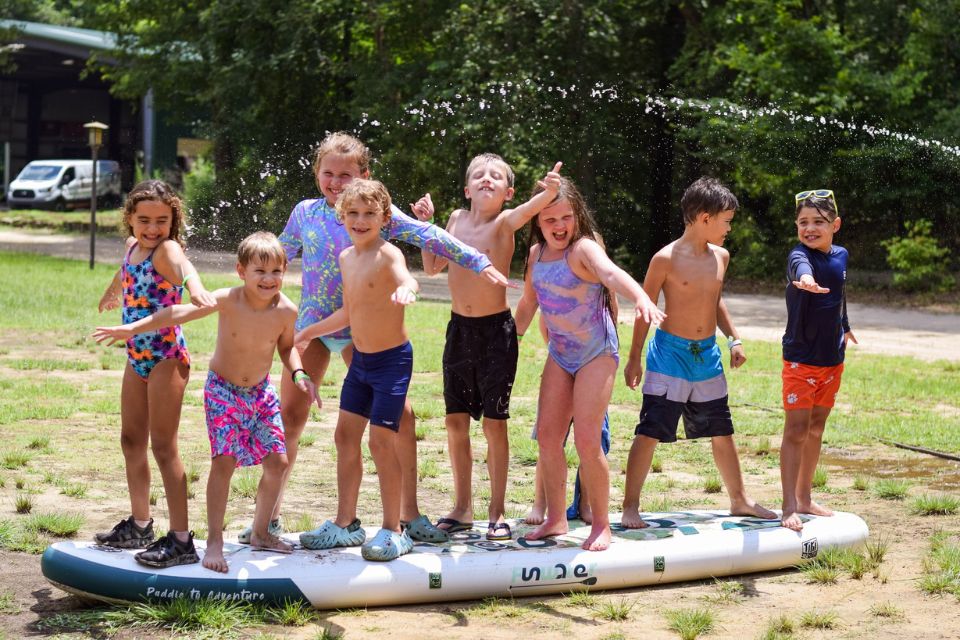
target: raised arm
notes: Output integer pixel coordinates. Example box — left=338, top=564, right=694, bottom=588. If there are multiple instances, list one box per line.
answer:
left=513, top=246, right=540, bottom=337
left=623, top=253, right=667, bottom=389
left=420, top=208, right=458, bottom=276
left=577, top=240, right=664, bottom=326
left=502, top=162, right=563, bottom=232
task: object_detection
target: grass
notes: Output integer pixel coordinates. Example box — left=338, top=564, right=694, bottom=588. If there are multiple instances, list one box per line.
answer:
left=919, top=531, right=960, bottom=596
left=1, top=451, right=31, bottom=470
left=873, top=478, right=911, bottom=500
left=701, top=579, right=744, bottom=605
left=0, top=207, right=123, bottom=233
left=0, top=590, right=19, bottom=614
left=798, top=610, right=839, bottom=629
left=911, top=493, right=960, bottom=516
left=702, top=475, right=722, bottom=494
left=851, top=475, right=869, bottom=491
left=799, top=545, right=884, bottom=583
left=811, top=466, right=828, bottom=489
left=593, top=598, right=634, bottom=622
left=231, top=468, right=260, bottom=499
left=869, top=601, right=904, bottom=619
left=27, top=435, right=51, bottom=450
left=14, top=494, right=32, bottom=513
left=759, top=614, right=794, bottom=639
left=299, top=433, right=317, bottom=448
left=60, top=482, right=88, bottom=498
left=25, top=512, right=84, bottom=536
left=664, top=607, right=715, bottom=640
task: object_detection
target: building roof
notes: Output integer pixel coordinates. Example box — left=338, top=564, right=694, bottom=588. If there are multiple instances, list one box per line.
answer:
left=0, top=20, right=117, bottom=59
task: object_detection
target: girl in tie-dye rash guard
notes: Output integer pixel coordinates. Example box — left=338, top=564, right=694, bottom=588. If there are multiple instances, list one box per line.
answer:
left=235, top=132, right=508, bottom=547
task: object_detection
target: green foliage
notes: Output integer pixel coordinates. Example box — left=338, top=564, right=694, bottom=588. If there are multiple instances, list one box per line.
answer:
left=883, top=219, right=955, bottom=293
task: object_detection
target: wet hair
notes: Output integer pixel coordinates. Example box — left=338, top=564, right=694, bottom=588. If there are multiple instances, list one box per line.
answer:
left=312, top=132, right=372, bottom=191
left=335, top=179, right=392, bottom=223
left=680, top=176, right=739, bottom=225
left=237, top=231, right=287, bottom=269
left=123, top=179, right=186, bottom=247
left=525, top=176, right=615, bottom=322
left=465, top=153, right=515, bottom=188
left=795, top=195, right=839, bottom=222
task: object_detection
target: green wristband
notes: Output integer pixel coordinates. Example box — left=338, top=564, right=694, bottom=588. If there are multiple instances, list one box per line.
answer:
left=291, top=368, right=309, bottom=384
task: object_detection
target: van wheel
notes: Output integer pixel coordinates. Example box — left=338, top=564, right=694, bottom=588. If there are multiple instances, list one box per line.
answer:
left=54, top=198, right=67, bottom=211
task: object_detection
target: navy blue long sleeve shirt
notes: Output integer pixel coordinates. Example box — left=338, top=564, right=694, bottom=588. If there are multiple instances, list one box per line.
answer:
left=782, top=244, right=851, bottom=367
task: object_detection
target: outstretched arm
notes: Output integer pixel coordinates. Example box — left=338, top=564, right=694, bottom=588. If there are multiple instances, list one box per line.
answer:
left=578, top=240, right=665, bottom=326
left=153, top=240, right=216, bottom=307
left=420, top=206, right=455, bottom=277
left=295, top=307, right=349, bottom=345
left=502, top=162, right=563, bottom=231
left=93, top=292, right=223, bottom=345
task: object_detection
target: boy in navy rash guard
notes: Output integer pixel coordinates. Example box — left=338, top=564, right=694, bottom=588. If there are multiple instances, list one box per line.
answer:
left=780, top=190, right=858, bottom=531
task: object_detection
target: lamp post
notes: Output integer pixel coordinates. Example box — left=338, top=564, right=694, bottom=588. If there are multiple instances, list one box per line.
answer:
left=83, top=120, right=108, bottom=270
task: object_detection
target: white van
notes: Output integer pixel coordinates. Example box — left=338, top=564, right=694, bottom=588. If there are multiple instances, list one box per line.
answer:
left=7, top=159, right=122, bottom=209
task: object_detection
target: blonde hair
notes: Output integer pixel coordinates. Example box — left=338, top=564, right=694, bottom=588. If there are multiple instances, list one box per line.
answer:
left=335, top=179, right=392, bottom=222
left=465, top=152, right=515, bottom=187
left=312, top=132, right=371, bottom=192
left=123, top=180, right=186, bottom=247
left=237, top=231, right=287, bottom=268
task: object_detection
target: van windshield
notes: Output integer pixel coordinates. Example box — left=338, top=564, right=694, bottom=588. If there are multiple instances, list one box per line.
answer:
left=19, top=165, right=62, bottom=181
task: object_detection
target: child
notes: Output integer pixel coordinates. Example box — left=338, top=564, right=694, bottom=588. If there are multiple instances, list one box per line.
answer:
left=95, top=231, right=318, bottom=571
left=780, top=190, right=856, bottom=531
left=621, top=177, right=776, bottom=529
left=93, top=180, right=215, bottom=567
left=294, top=179, right=420, bottom=561
left=514, top=176, right=664, bottom=551
left=417, top=153, right=561, bottom=541
left=267, top=132, right=510, bottom=548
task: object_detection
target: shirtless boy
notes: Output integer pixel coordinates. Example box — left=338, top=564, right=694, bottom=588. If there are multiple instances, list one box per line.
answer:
left=95, top=231, right=318, bottom=571
left=295, top=179, right=422, bottom=561
left=621, top=177, right=776, bottom=528
left=419, top=154, right=561, bottom=540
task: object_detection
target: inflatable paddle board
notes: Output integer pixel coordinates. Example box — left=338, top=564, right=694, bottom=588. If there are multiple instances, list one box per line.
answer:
left=42, top=510, right=868, bottom=609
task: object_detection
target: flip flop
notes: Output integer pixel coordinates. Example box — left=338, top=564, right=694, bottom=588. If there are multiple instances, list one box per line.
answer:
left=402, top=515, right=450, bottom=543
left=486, top=521, right=512, bottom=541
left=435, top=517, right=474, bottom=534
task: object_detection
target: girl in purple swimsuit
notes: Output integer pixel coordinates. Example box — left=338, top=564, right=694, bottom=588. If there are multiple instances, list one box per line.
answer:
left=515, top=176, right=664, bottom=551
left=95, top=180, right=215, bottom=568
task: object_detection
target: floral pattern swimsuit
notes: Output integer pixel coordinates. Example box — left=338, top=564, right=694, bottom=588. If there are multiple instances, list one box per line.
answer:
left=121, top=242, right=190, bottom=380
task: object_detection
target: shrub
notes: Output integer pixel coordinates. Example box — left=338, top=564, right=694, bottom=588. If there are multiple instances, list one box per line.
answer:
left=882, top=219, right=955, bottom=293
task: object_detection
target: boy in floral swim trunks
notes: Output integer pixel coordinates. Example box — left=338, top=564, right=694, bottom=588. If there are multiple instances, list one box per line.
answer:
left=95, top=232, right=318, bottom=572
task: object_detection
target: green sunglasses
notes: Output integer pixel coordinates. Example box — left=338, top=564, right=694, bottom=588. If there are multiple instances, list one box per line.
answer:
left=795, top=189, right=839, bottom=215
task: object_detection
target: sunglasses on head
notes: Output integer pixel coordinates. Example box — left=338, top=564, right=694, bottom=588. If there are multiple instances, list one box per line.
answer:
left=795, top=189, right=839, bottom=217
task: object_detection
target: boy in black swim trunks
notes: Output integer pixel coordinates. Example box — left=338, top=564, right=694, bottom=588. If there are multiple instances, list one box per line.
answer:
left=417, top=154, right=561, bottom=541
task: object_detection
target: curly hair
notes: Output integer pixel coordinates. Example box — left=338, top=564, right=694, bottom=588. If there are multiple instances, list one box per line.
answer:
left=123, top=180, right=186, bottom=247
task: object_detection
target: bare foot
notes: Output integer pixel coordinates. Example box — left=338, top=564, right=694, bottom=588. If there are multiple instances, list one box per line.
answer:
left=251, top=532, right=293, bottom=554
left=781, top=509, right=804, bottom=532
left=202, top=540, right=229, bottom=573
left=582, top=524, right=612, bottom=551
left=523, top=519, right=568, bottom=541
left=524, top=505, right=545, bottom=526
left=730, top=498, right=778, bottom=520
left=620, top=505, right=648, bottom=529
left=580, top=502, right=593, bottom=524
left=798, top=500, right=834, bottom=517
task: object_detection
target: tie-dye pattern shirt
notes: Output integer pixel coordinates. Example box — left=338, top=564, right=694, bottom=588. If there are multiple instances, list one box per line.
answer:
left=279, top=198, right=492, bottom=337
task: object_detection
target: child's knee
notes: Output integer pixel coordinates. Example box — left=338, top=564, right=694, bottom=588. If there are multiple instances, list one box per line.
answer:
left=150, top=440, right=180, bottom=465
left=263, top=453, right=289, bottom=475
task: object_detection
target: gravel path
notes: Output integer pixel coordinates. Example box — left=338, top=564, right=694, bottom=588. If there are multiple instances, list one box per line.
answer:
left=3, top=228, right=958, bottom=361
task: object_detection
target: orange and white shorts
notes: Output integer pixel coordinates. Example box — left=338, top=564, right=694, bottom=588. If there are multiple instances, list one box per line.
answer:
left=782, top=360, right=844, bottom=410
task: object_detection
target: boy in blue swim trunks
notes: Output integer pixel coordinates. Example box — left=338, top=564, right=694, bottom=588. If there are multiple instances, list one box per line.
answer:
left=621, top=177, right=776, bottom=529
left=295, top=179, right=421, bottom=561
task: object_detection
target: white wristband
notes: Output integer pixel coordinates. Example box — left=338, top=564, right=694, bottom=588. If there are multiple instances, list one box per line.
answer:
left=727, top=337, right=742, bottom=349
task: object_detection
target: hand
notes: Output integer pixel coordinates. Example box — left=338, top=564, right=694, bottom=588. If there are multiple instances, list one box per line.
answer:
left=536, top=162, right=563, bottom=195
left=730, top=344, right=747, bottom=368
left=634, top=298, right=666, bottom=325
left=623, top=356, right=644, bottom=390
left=410, top=192, right=434, bottom=221
left=92, top=326, right=133, bottom=346
left=480, top=265, right=521, bottom=289
left=296, top=377, right=322, bottom=410
left=98, top=289, right=121, bottom=313
left=294, top=329, right=315, bottom=347
left=391, top=285, right=418, bottom=305
left=189, top=286, right=217, bottom=308
left=844, top=330, right=858, bottom=346
left=792, top=274, right=830, bottom=294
